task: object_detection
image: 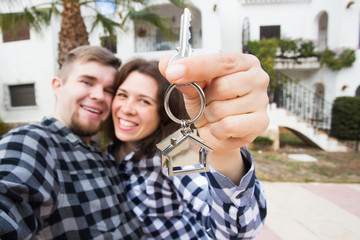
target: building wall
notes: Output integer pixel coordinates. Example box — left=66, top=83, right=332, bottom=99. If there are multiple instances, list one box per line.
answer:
left=0, top=0, right=359, bottom=124
left=0, top=17, right=59, bottom=123
left=241, top=0, right=360, bottom=103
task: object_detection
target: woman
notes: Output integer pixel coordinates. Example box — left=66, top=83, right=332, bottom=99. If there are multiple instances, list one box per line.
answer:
left=106, top=58, right=266, bottom=239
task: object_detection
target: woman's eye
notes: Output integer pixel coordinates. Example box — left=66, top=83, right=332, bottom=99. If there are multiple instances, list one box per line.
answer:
left=117, top=93, right=127, bottom=98
left=140, top=99, right=151, bottom=105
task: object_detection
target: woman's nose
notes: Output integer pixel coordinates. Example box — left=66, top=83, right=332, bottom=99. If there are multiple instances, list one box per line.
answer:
left=121, top=99, right=136, bottom=115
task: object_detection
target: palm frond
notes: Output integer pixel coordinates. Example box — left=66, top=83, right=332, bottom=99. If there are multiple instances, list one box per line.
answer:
left=115, top=0, right=148, bottom=5
left=90, top=13, right=122, bottom=37
left=49, top=2, right=62, bottom=16
left=80, top=0, right=97, bottom=6
left=24, top=7, right=52, bottom=32
left=0, top=6, right=53, bottom=33
left=0, top=12, right=22, bottom=32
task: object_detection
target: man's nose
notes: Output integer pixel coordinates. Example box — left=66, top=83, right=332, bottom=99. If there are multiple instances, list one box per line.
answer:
left=90, top=85, right=105, bottom=101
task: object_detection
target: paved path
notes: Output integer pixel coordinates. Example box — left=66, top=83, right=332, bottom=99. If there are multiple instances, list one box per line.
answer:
left=256, top=182, right=360, bottom=240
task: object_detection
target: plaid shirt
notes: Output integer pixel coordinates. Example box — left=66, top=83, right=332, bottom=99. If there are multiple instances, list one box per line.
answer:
left=114, top=147, right=267, bottom=239
left=0, top=117, right=143, bottom=240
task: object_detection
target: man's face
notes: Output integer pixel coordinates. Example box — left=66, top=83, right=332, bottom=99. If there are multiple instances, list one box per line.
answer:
left=52, top=60, right=116, bottom=141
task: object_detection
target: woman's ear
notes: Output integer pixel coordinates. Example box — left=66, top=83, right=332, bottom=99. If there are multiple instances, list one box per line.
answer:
left=52, top=77, right=62, bottom=98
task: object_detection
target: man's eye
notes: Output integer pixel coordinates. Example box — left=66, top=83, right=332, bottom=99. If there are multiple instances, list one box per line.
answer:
left=105, top=89, right=114, bottom=95
left=82, top=81, right=91, bottom=86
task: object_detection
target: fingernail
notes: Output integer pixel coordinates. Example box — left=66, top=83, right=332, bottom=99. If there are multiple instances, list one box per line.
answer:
left=166, top=64, right=185, bottom=81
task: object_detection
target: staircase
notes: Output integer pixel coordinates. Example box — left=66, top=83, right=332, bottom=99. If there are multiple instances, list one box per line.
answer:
left=267, top=78, right=347, bottom=152
left=268, top=103, right=347, bottom=152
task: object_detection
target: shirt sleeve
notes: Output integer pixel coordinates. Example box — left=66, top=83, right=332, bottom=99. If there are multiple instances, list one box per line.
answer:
left=0, top=128, right=58, bottom=239
left=204, top=147, right=267, bottom=239
left=120, top=147, right=266, bottom=240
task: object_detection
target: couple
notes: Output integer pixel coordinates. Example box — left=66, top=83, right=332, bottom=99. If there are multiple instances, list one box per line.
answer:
left=0, top=45, right=269, bottom=239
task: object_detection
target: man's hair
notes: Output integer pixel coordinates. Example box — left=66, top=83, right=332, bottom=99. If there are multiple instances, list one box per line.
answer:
left=58, top=45, right=121, bottom=82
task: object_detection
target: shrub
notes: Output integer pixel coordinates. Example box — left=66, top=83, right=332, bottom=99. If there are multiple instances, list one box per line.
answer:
left=253, top=136, right=274, bottom=150
left=320, top=48, right=356, bottom=71
left=0, top=118, right=9, bottom=136
left=331, top=96, right=360, bottom=140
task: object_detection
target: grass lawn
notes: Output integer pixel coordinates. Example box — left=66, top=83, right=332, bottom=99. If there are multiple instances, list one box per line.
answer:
left=251, top=129, right=360, bottom=183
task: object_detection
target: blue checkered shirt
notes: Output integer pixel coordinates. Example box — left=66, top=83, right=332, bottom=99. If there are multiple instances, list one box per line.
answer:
left=0, top=117, right=143, bottom=239
left=114, top=147, right=267, bottom=239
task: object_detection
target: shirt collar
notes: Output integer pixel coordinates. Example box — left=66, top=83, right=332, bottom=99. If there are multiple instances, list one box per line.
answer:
left=108, top=141, right=137, bottom=162
left=41, top=116, right=97, bottom=150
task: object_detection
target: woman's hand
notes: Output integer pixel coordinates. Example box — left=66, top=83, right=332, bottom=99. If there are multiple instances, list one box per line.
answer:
left=159, top=53, right=269, bottom=183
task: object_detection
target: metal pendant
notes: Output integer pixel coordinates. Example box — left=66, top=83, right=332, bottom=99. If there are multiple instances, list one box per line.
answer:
left=156, top=83, right=212, bottom=176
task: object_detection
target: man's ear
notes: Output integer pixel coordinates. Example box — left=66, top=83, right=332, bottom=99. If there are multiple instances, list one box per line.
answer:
left=52, top=77, right=62, bottom=97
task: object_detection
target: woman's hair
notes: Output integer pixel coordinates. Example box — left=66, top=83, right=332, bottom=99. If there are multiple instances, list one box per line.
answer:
left=104, top=58, right=188, bottom=162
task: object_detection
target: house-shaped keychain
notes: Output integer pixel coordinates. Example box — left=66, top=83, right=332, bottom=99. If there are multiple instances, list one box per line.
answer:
left=157, top=128, right=212, bottom=176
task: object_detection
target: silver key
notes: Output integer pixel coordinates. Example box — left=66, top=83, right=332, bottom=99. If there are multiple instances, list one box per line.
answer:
left=157, top=8, right=212, bottom=176
left=169, top=8, right=192, bottom=64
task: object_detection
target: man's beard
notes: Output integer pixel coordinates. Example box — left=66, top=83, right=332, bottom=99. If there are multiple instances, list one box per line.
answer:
left=69, top=116, right=100, bottom=138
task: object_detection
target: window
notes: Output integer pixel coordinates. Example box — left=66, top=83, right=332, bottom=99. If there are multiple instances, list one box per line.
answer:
left=260, top=25, right=280, bottom=39
left=318, top=12, right=328, bottom=51
left=242, top=17, right=250, bottom=53
left=356, top=85, right=360, bottom=96
left=134, top=5, right=202, bottom=52
left=8, top=83, right=36, bottom=107
left=2, top=22, right=30, bottom=42
left=100, top=36, right=117, bottom=53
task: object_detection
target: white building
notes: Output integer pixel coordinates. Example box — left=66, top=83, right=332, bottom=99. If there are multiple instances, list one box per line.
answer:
left=0, top=0, right=359, bottom=150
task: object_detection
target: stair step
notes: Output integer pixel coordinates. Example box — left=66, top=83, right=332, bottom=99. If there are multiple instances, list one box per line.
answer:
left=269, top=104, right=347, bottom=152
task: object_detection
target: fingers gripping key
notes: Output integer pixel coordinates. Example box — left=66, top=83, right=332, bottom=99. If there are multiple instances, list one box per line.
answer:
left=157, top=8, right=212, bottom=176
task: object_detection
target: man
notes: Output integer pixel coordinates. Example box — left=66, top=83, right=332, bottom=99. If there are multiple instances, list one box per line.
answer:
left=0, top=46, right=269, bottom=239
left=0, top=46, right=144, bottom=239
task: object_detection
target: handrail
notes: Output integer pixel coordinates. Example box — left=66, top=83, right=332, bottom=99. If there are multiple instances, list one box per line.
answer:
left=270, top=76, right=332, bottom=131
left=134, top=31, right=202, bottom=52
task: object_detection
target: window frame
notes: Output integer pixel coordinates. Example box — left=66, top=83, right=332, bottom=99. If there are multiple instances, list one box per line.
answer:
left=2, top=22, right=30, bottom=43
left=259, top=25, right=281, bottom=39
left=4, top=83, right=38, bottom=110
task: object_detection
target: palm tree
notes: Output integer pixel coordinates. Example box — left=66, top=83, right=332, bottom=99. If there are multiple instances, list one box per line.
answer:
left=0, top=0, right=187, bottom=67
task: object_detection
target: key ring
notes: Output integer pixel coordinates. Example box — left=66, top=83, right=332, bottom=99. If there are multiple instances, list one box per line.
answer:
left=164, top=83, right=205, bottom=125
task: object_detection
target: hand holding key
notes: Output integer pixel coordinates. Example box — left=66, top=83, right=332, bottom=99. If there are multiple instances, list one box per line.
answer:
left=157, top=8, right=212, bottom=176
left=159, top=10, right=270, bottom=183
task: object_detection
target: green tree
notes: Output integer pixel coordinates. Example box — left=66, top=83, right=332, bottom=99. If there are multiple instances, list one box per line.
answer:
left=0, top=0, right=187, bottom=67
left=247, top=38, right=293, bottom=101
left=247, top=38, right=356, bottom=101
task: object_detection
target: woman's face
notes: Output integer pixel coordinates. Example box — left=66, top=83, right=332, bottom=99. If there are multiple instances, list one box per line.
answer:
left=112, top=71, right=160, bottom=146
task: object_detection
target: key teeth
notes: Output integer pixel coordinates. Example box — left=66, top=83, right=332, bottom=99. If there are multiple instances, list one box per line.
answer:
left=168, top=8, right=193, bottom=64
left=184, top=10, right=192, bottom=47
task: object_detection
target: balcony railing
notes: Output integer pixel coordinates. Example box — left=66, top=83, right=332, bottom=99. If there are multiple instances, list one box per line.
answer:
left=135, top=31, right=202, bottom=53
left=241, top=0, right=311, bottom=4
left=271, top=77, right=332, bottom=131
left=275, top=57, right=320, bottom=70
